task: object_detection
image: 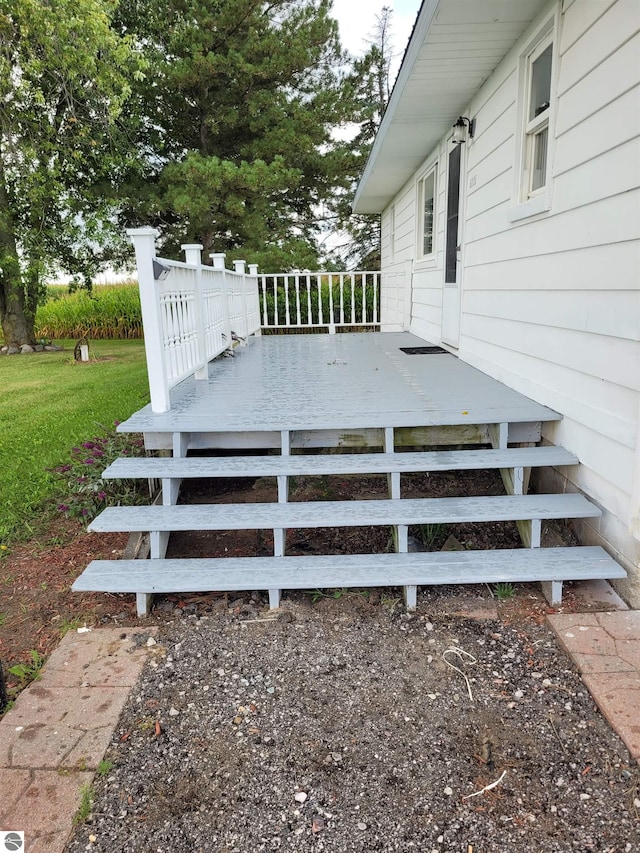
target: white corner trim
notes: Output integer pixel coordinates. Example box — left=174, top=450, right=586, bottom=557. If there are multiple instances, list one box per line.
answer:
left=508, top=192, right=551, bottom=222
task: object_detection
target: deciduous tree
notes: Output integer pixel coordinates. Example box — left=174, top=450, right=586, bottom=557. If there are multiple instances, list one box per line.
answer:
left=0, top=0, right=144, bottom=347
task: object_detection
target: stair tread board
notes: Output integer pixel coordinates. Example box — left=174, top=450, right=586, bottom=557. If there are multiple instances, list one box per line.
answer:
left=72, top=546, right=626, bottom=593
left=102, top=446, right=579, bottom=479
left=89, top=493, right=602, bottom=533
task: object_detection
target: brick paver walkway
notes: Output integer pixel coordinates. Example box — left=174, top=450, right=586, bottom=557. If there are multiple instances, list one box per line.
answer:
left=0, top=627, right=156, bottom=852
left=547, top=609, right=640, bottom=763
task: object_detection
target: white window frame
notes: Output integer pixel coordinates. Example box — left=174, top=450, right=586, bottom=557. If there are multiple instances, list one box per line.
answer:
left=523, top=35, right=553, bottom=199
left=509, top=13, right=557, bottom=223
left=417, top=164, right=437, bottom=260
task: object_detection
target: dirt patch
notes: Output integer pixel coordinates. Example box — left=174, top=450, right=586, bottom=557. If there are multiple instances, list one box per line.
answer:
left=65, top=598, right=640, bottom=852
left=0, top=520, right=136, bottom=699
left=3, top=471, right=638, bottom=851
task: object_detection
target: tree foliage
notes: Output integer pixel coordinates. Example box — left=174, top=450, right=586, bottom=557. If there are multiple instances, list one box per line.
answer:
left=0, top=0, right=145, bottom=346
left=118, top=0, right=355, bottom=270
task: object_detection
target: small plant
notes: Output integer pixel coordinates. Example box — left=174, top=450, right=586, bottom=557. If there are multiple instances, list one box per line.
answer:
left=8, top=649, right=45, bottom=684
left=59, top=617, right=84, bottom=638
left=73, top=784, right=93, bottom=825
left=51, top=425, right=146, bottom=522
left=0, top=613, right=6, bottom=626
left=96, top=758, right=114, bottom=776
left=493, top=582, right=516, bottom=600
left=419, top=523, right=447, bottom=549
left=308, top=588, right=368, bottom=603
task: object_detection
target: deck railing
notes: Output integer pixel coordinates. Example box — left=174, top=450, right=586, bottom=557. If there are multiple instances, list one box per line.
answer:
left=128, top=228, right=261, bottom=413
left=259, top=271, right=380, bottom=332
left=128, top=228, right=381, bottom=412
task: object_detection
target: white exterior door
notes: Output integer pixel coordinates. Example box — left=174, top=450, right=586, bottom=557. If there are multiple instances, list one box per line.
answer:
left=442, top=141, right=463, bottom=346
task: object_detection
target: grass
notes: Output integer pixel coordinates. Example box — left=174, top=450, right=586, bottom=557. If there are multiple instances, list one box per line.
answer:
left=0, top=339, right=149, bottom=544
left=493, top=581, right=516, bottom=600
left=73, top=783, right=93, bottom=825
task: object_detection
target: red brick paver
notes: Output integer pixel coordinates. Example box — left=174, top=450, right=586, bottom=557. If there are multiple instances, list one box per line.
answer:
left=0, top=627, right=157, bottom=852
left=548, top=609, right=640, bottom=764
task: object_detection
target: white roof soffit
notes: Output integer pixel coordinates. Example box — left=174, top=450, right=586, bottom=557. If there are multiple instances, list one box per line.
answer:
left=353, top=0, right=549, bottom=214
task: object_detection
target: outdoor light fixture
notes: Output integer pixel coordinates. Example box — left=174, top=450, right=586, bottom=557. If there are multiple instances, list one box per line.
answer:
left=452, top=116, right=475, bottom=144
left=152, top=258, right=171, bottom=281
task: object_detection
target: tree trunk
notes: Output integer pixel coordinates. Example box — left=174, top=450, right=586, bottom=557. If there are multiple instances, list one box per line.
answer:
left=0, top=160, right=36, bottom=348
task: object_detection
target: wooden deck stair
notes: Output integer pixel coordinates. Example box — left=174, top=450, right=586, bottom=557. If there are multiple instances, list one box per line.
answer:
left=73, top=439, right=626, bottom=615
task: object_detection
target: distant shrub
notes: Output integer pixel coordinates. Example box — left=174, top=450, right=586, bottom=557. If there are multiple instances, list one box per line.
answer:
left=35, top=284, right=142, bottom=339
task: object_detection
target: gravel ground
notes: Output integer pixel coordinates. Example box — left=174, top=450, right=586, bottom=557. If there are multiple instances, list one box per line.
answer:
left=66, top=590, right=640, bottom=853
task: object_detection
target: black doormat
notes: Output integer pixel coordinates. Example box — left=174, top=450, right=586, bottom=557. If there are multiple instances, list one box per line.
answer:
left=399, top=346, right=448, bottom=355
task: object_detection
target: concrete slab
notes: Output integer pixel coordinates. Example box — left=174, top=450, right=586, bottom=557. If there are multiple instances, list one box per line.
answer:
left=0, top=627, right=157, bottom=851
left=566, top=579, right=629, bottom=612
left=19, top=769, right=93, bottom=837
left=595, top=610, right=640, bottom=640
left=581, top=671, right=640, bottom=762
left=42, top=629, right=156, bottom=688
left=548, top=611, right=640, bottom=765
left=0, top=769, right=32, bottom=824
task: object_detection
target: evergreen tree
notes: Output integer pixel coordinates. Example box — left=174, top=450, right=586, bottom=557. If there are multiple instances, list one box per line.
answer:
left=119, top=0, right=355, bottom=270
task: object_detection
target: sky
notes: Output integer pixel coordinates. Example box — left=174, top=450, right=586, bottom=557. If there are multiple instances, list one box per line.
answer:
left=331, top=0, right=422, bottom=79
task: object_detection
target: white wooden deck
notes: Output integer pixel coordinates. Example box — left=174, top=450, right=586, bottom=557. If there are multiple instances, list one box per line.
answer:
left=120, top=332, right=561, bottom=435
left=73, top=330, right=626, bottom=617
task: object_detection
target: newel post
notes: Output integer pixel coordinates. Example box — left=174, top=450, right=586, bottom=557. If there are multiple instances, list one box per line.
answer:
left=182, top=244, right=208, bottom=380
left=127, top=227, right=171, bottom=413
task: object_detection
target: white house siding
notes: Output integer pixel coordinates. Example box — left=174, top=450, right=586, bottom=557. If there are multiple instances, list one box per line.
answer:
left=380, top=184, right=416, bottom=330
left=378, top=0, right=640, bottom=604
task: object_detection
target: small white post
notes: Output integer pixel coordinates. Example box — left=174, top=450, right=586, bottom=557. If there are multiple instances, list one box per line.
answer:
left=248, top=264, right=261, bottom=335
left=233, top=260, right=249, bottom=342
left=210, top=253, right=231, bottom=347
left=182, top=244, right=208, bottom=380
left=127, top=227, right=171, bottom=413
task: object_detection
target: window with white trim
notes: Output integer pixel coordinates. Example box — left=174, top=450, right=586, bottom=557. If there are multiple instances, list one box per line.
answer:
left=523, top=36, right=552, bottom=198
left=418, top=167, right=436, bottom=257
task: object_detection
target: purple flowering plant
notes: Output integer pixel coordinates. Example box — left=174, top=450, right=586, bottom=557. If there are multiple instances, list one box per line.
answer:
left=51, top=423, right=146, bottom=520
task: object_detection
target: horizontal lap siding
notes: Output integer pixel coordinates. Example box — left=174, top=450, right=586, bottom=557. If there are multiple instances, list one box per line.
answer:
left=381, top=185, right=415, bottom=328
left=458, top=0, right=640, bottom=581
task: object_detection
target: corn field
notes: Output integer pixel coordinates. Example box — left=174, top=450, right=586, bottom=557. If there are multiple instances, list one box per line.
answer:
left=36, top=284, right=143, bottom=340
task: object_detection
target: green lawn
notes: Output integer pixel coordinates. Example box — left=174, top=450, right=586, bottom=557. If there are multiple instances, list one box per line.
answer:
left=0, top=340, right=149, bottom=543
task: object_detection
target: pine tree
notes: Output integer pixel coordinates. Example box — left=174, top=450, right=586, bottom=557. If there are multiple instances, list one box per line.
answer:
left=119, top=0, right=355, bottom=270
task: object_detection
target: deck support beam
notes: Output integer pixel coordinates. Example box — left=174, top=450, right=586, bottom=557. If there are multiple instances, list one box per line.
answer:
left=384, top=427, right=413, bottom=605
left=270, top=431, right=291, bottom=607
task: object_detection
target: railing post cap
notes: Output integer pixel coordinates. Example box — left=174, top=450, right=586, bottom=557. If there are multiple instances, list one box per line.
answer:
left=181, top=243, right=204, bottom=251
left=127, top=227, right=159, bottom=238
